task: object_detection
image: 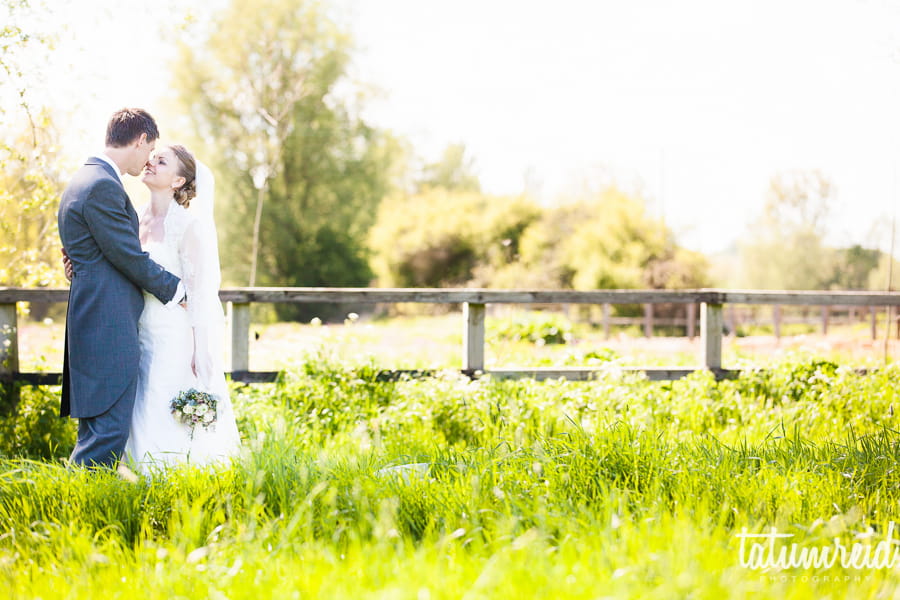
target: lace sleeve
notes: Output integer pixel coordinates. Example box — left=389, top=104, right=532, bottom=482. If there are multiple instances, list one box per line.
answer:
left=180, top=216, right=225, bottom=391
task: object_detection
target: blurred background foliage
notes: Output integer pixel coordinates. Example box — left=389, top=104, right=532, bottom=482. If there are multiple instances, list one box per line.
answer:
left=1, top=2, right=68, bottom=318
left=0, top=115, right=67, bottom=292
left=2, top=0, right=898, bottom=323
left=170, top=0, right=398, bottom=321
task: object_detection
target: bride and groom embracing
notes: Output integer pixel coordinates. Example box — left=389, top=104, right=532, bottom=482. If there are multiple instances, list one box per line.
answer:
left=58, top=108, right=240, bottom=474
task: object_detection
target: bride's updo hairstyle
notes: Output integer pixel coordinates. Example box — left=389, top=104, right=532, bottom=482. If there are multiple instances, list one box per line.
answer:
left=170, top=145, right=197, bottom=208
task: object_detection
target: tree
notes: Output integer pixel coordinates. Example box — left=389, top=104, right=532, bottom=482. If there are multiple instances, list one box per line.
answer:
left=368, top=188, right=540, bottom=288
left=827, top=244, right=881, bottom=290
left=368, top=183, right=709, bottom=304
left=1, top=0, right=46, bottom=145
left=417, top=143, right=481, bottom=193
left=548, top=187, right=708, bottom=292
left=867, top=253, right=900, bottom=291
left=173, top=0, right=396, bottom=320
left=0, top=1, right=67, bottom=308
left=738, top=170, right=835, bottom=290
left=0, top=114, right=66, bottom=292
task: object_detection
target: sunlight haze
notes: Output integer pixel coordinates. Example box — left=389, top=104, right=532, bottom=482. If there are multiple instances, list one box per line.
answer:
left=13, top=0, right=900, bottom=254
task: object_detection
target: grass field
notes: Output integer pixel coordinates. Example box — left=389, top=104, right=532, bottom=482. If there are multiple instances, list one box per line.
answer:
left=5, top=312, right=900, bottom=598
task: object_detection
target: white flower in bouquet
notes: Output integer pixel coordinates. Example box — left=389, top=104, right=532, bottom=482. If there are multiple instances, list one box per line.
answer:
left=169, top=388, right=219, bottom=437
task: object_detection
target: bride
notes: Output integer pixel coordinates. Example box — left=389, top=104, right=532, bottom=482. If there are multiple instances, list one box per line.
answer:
left=124, top=144, right=240, bottom=471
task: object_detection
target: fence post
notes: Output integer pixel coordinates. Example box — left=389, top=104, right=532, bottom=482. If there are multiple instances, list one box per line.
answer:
left=643, top=303, right=653, bottom=337
left=463, top=302, right=485, bottom=373
left=871, top=306, right=878, bottom=340
left=774, top=305, right=782, bottom=341
left=0, top=302, right=19, bottom=411
left=228, top=302, right=250, bottom=373
left=687, top=303, right=697, bottom=339
left=602, top=303, right=611, bottom=339
left=821, top=305, right=829, bottom=335
left=701, top=301, right=723, bottom=370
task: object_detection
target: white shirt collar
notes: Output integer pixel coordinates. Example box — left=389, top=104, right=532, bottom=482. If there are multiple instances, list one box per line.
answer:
left=95, top=152, right=123, bottom=185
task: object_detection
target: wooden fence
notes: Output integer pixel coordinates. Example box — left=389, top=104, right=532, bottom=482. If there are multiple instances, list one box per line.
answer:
left=3, top=288, right=900, bottom=393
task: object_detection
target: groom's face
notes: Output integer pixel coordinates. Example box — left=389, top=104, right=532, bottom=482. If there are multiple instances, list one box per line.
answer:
left=126, top=134, right=155, bottom=177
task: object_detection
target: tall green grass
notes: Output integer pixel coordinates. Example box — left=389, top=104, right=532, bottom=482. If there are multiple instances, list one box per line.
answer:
left=3, top=357, right=900, bottom=597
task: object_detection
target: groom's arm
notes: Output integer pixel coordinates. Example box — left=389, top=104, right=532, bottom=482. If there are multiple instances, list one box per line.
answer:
left=82, top=179, right=181, bottom=304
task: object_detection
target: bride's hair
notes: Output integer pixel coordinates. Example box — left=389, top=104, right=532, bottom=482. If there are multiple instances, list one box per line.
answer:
left=170, top=145, right=197, bottom=208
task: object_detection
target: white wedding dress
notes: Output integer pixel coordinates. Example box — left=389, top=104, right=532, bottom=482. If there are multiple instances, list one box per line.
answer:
left=125, top=190, right=240, bottom=473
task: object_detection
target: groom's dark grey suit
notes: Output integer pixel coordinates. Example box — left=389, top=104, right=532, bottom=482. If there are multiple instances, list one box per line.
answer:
left=58, top=157, right=181, bottom=467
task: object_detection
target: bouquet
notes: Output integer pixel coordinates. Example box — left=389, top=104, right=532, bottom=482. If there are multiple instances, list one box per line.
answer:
left=170, top=388, right=218, bottom=437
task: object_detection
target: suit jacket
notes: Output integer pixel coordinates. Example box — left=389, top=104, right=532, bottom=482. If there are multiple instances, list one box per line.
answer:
left=57, top=157, right=180, bottom=418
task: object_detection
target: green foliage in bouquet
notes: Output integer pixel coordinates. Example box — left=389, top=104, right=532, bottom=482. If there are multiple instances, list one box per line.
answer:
left=169, top=388, right=218, bottom=432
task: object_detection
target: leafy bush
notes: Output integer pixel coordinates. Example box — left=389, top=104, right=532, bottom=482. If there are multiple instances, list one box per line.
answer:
left=488, top=311, right=574, bottom=345
left=367, top=184, right=712, bottom=298
left=368, top=189, right=541, bottom=288
left=559, top=188, right=711, bottom=291
left=0, top=386, right=75, bottom=459
left=733, top=359, right=842, bottom=404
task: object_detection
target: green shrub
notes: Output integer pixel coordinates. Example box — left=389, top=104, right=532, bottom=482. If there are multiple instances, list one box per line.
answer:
left=0, top=386, right=75, bottom=460
left=489, top=311, right=573, bottom=345
left=368, top=189, right=541, bottom=288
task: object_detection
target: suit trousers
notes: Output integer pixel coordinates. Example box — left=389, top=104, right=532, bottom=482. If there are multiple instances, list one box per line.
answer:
left=69, top=377, right=137, bottom=468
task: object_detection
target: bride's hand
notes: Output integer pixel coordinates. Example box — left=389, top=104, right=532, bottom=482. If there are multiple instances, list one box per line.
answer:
left=191, top=353, right=197, bottom=377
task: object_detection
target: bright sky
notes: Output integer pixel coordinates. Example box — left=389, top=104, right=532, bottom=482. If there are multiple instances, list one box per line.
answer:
left=12, top=0, right=900, bottom=254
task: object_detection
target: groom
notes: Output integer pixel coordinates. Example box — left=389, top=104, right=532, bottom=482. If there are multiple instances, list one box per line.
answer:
left=58, top=108, right=185, bottom=469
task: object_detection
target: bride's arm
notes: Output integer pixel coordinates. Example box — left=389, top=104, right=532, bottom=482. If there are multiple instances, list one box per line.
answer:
left=180, top=217, right=225, bottom=390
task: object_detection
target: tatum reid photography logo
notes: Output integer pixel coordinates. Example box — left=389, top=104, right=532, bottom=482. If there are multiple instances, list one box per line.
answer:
left=736, top=523, right=900, bottom=571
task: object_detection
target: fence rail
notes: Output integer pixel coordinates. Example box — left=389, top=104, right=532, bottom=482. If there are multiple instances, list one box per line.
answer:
left=3, top=287, right=900, bottom=394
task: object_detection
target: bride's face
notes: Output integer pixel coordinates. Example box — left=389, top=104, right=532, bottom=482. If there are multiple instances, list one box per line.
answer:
left=142, top=147, right=186, bottom=191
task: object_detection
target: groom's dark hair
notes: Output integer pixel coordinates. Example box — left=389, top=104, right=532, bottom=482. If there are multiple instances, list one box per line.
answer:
left=105, top=108, right=159, bottom=147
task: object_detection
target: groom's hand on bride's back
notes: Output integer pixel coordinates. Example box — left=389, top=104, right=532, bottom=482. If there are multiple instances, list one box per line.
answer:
left=61, top=248, right=73, bottom=282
